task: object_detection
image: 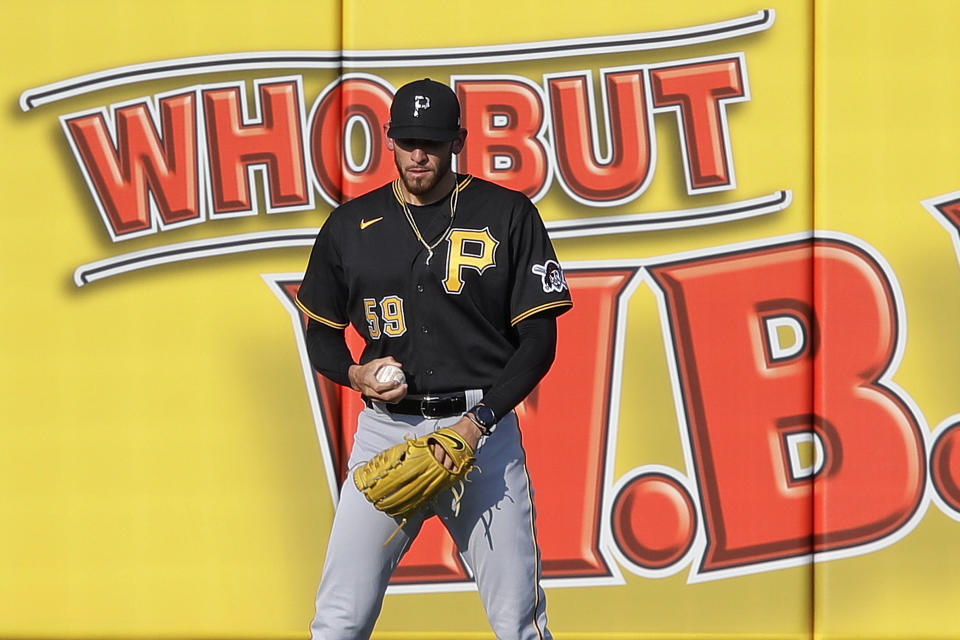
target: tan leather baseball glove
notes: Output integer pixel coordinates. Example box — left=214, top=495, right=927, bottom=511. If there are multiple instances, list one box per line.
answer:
left=353, top=427, right=476, bottom=519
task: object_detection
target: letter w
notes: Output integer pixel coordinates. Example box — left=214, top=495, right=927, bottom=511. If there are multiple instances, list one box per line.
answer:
left=61, top=91, right=201, bottom=241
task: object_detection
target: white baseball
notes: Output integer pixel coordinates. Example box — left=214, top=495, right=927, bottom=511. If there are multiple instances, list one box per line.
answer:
left=375, top=364, right=406, bottom=385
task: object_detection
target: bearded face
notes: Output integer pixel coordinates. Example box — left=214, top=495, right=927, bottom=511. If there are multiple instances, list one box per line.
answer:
left=392, top=138, right=455, bottom=198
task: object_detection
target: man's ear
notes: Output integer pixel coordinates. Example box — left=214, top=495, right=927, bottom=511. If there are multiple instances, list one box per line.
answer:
left=451, top=128, right=467, bottom=154
left=384, top=124, right=395, bottom=150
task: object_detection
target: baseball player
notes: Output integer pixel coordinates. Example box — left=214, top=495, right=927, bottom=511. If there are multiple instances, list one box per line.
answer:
left=296, top=78, right=572, bottom=639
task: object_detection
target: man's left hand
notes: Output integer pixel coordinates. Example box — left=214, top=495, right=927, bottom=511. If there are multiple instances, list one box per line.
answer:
left=433, top=416, right=483, bottom=470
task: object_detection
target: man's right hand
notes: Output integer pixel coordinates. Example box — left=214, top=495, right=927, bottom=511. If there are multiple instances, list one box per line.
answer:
left=348, top=357, right=408, bottom=403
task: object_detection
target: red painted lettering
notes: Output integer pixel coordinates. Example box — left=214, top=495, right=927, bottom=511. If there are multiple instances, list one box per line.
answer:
left=547, top=70, right=654, bottom=205
left=202, top=79, right=309, bottom=214
left=812, top=240, right=925, bottom=551
left=610, top=469, right=696, bottom=570
left=454, top=78, right=550, bottom=200
left=931, top=421, right=960, bottom=515
left=649, top=238, right=924, bottom=573
left=62, top=93, right=200, bottom=239
left=650, top=56, right=747, bottom=193
left=929, top=196, right=960, bottom=230
left=309, top=76, right=396, bottom=205
left=649, top=241, right=814, bottom=571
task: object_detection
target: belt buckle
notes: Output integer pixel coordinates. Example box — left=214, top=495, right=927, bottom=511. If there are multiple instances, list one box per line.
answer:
left=419, top=395, right=439, bottom=419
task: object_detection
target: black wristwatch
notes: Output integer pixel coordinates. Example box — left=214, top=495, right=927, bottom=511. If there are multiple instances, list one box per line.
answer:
left=468, top=404, right=497, bottom=436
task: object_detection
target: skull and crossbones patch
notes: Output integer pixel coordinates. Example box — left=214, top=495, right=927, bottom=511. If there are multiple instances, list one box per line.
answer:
left=531, top=260, right=568, bottom=293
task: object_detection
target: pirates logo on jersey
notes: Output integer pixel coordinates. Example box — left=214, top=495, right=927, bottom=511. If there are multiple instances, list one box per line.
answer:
left=532, top=260, right=568, bottom=293
left=443, top=227, right=499, bottom=294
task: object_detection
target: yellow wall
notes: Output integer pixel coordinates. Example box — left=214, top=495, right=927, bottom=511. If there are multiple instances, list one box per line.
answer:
left=2, top=1, right=959, bottom=638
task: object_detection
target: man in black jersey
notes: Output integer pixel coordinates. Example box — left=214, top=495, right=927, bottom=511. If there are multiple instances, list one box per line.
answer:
left=296, top=78, right=572, bottom=640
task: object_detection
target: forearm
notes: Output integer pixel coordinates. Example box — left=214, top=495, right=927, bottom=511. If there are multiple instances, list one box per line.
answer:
left=479, top=315, right=557, bottom=418
left=304, top=319, right=355, bottom=387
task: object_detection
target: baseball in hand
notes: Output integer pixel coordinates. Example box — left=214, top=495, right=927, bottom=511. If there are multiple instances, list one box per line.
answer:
left=375, top=364, right=406, bottom=386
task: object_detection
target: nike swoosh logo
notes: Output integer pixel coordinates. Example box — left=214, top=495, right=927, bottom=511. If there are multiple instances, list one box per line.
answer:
left=432, top=433, right=465, bottom=451
left=360, top=217, right=383, bottom=230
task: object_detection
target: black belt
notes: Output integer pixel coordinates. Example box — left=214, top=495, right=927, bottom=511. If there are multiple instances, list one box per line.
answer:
left=365, top=392, right=468, bottom=419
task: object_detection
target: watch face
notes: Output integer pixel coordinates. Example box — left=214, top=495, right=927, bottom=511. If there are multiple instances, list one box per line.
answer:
left=475, top=405, right=496, bottom=427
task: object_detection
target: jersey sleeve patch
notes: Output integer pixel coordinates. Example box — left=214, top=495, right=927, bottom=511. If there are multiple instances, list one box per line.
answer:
left=531, top=259, right=568, bottom=294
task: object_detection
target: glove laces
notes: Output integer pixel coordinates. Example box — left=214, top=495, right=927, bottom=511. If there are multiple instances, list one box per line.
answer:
left=382, top=467, right=480, bottom=547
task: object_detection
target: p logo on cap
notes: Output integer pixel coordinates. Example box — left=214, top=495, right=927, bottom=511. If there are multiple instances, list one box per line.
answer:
left=413, top=95, right=430, bottom=117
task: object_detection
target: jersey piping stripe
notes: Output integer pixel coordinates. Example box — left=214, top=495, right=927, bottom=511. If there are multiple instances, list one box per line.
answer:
left=511, top=300, right=574, bottom=325
left=294, top=297, right=349, bottom=329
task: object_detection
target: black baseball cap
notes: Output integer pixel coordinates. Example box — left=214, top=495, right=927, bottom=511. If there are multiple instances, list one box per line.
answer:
left=387, top=78, right=462, bottom=141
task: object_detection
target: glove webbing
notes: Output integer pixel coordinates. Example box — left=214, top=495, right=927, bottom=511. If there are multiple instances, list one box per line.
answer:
left=382, top=468, right=480, bottom=547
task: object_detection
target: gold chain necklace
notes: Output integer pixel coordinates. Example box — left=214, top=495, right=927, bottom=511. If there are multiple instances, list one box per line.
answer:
left=394, top=177, right=460, bottom=266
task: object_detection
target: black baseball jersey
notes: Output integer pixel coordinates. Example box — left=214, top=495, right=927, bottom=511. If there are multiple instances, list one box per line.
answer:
left=296, top=174, right=572, bottom=395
